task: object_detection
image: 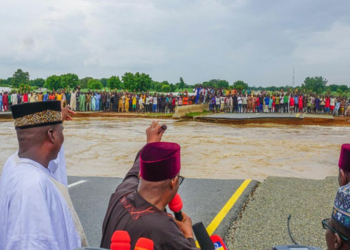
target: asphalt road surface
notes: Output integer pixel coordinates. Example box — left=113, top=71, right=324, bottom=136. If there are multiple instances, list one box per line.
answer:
left=68, top=176, right=257, bottom=247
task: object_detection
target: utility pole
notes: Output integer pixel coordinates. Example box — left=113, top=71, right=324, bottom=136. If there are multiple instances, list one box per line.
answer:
left=292, top=68, right=295, bottom=87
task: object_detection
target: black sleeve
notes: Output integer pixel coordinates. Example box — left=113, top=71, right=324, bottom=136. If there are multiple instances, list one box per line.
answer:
left=187, top=238, right=197, bottom=248
left=151, top=218, right=199, bottom=250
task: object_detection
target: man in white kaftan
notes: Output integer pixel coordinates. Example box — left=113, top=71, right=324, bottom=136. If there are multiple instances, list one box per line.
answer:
left=0, top=155, right=80, bottom=250
left=0, top=101, right=86, bottom=250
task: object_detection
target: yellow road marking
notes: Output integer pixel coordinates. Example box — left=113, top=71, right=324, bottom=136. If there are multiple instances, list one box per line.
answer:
left=206, top=179, right=251, bottom=235
left=195, top=179, right=251, bottom=247
left=296, top=113, right=300, bottom=118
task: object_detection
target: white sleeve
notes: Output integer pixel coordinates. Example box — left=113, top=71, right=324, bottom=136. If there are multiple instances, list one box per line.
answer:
left=3, top=175, right=60, bottom=250
left=48, top=145, right=68, bottom=187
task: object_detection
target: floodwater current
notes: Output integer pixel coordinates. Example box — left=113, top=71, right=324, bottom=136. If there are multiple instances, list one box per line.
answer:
left=0, top=117, right=347, bottom=181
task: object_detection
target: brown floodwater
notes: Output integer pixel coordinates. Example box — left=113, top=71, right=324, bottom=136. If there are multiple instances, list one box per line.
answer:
left=0, top=117, right=347, bottom=181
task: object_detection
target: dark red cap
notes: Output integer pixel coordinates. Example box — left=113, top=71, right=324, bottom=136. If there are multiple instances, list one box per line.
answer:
left=339, top=144, right=350, bottom=172
left=140, top=142, right=181, bottom=182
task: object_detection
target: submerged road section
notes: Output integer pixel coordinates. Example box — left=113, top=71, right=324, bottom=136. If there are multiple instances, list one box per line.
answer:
left=68, top=176, right=258, bottom=247
left=194, top=112, right=338, bottom=126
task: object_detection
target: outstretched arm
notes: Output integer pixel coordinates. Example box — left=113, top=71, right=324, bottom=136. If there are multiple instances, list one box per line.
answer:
left=122, top=120, right=166, bottom=184
left=116, top=121, right=165, bottom=193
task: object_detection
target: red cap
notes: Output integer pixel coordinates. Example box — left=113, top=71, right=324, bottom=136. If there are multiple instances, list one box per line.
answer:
left=134, top=237, right=154, bottom=250
left=339, top=144, right=350, bottom=172
left=168, top=193, right=183, bottom=213
left=140, top=142, right=181, bottom=182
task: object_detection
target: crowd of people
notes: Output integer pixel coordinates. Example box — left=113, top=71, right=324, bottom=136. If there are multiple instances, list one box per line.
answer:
left=1, top=86, right=350, bottom=116
left=208, top=92, right=349, bottom=116
left=1, top=99, right=350, bottom=249
left=0, top=89, right=178, bottom=113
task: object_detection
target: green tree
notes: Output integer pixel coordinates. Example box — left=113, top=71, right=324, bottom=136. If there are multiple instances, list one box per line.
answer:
left=155, top=82, right=163, bottom=92
left=87, top=79, right=103, bottom=90
left=6, top=77, right=13, bottom=86
left=302, top=76, right=327, bottom=94
left=134, top=72, right=152, bottom=91
left=108, top=76, right=123, bottom=90
left=101, top=78, right=108, bottom=87
left=162, top=81, right=170, bottom=86
left=0, top=79, right=9, bottom=86
left=265, top=86, right=278, bottom=91
left=179, top=77, right=185, bottom=90
left=217, top=80, right=229, bottom=88
left=161, top=84, right=171, bottom=92
left=45, top=75, right=62, bottom=90
left=60, top=73, right=79, bottom=89
left=233, top=80, right=248, bottom=91
left=19, top=83, right=31, bottom=90
left=339, top=84, right=348, bottom=92
left=328, top=84, right=339, bottom=92
left=203, top=81, right=212, bottom=88
left=29, top=78, right=45, bottom=87
left=11, top=69, right=29, bottom=88
left=169, top=83, right=176, bottom=92
left=122, top=72, right=136, bottom=91
left=80, top=77, right=93, bottom=89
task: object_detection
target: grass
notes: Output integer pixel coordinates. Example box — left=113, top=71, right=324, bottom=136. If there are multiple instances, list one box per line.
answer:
left=175, top=88, right=193, bottom=92
left=145, top=113, right=174, bottom=117
left=185, top=111, right=211, bottom=117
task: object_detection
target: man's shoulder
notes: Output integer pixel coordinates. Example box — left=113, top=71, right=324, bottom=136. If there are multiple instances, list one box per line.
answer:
left=4, top=161, right=50, bottom=186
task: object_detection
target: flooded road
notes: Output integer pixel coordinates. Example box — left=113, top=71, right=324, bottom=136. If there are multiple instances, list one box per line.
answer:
left=0, top=118, right=347, bottom=181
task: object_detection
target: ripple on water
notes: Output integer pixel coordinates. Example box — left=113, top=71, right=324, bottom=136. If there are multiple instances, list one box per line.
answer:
left=0, top=118, right=345, bottom=180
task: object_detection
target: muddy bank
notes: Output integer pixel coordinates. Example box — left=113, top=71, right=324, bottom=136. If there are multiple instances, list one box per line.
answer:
left=1, top=111, right=350, bottom=126
left=195, top=116, right=350, bottom=126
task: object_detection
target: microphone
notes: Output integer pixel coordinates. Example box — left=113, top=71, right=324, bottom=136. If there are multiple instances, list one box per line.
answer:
left=192, top=222, right=215, bottom=250
left=134, top=237, right=154, bottom=250
left=168, top=193, right=183, bottom=221
left=158, top=125, right=167, bottom=134
left=210, top=235, right=227, bottom=250
left=110, top=230, right=131, bottom=250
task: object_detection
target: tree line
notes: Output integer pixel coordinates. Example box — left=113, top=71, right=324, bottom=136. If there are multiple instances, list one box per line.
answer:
left=0, top=69, right=349, bottom=95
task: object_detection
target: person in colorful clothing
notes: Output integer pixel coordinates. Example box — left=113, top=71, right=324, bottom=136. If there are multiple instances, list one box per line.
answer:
left=324, top=183, right=350, bottom=250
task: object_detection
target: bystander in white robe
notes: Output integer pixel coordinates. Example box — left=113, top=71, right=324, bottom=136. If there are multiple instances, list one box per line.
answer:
left=70, top=91, right=77, bottom=111
left=11, top=93, right=17, bottom=105
left=0, top=146, right=84, bottom=250
left=48, top=145, right=68, bottom=186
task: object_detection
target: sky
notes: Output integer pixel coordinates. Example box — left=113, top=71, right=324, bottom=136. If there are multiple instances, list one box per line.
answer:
left=0, top=0, right=350, bottom=87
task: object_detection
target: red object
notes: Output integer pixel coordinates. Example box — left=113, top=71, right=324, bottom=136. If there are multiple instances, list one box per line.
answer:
left=290, top=97, right=294, bottom=106
left=339, top=144, right=350, bottom=172
left=210, top=234, right=228, bottom=250
left=110, top=230, right=131, bottom=250
left=140, top=142, right=181, bottom=182
left=168, top=193, right=183, bottom=213
left=134, top=237, right=154, bottom=250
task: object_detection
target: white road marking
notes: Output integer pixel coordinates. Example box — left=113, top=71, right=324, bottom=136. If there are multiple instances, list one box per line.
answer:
left=68, top=180, right=87, bottom=188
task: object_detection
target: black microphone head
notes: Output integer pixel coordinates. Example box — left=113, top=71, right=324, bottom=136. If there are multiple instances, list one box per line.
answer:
left=192, top=222, right=215, bottom=250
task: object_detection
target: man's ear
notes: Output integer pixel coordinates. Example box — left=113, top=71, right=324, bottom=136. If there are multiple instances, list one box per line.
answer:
left=47, top=127, right=55, bottom=144
left=334, top=233, right=342, bottom=249
left=340, top=169, right=349, bottom=186
left=170, top=176, right=177, bottom=189
left=344, top=170, right=350, bottom=186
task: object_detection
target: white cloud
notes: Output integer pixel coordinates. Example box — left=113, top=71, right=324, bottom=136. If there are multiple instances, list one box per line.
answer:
left=0, top=0, right=349, bottom=86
